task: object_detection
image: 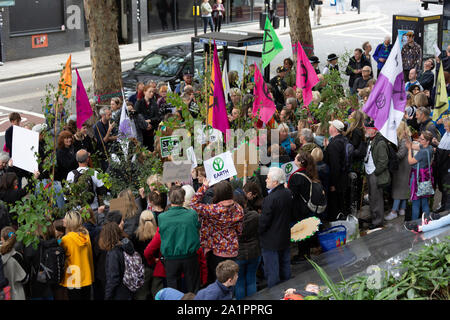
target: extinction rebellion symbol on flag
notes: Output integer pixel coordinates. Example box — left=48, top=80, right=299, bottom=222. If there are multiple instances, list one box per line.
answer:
left=213, top=157, right=225, bottom=172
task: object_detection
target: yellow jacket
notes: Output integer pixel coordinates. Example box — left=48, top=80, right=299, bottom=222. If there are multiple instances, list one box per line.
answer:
left=60, top=231, right=94, bottom=288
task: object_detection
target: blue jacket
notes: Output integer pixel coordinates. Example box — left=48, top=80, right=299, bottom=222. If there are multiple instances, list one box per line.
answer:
left=373, top=43, right=393, bottom=72
left=194, top=280, right=234, bottom=300
left=155, top=287, right=184, bottom=300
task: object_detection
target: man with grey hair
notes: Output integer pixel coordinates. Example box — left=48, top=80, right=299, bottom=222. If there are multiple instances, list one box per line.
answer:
left=259, top=166, right=294, bottom=288
left=299, top=128, right=320, bottom=154
left=373, top=36, right=393, bottom=77
left=66, top=149, right=107, bottom=211
left=93, top=106, right=117, bottom=171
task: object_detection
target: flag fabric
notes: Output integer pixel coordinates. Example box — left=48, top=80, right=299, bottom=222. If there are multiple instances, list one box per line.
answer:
left=432, top=62, right=449, bottom=121
left=207, top=41, right=230, bottom=137
left=222, top=60, right=231, bottom=103
left=362, top=38, right=406, bottom=145
left=296, top=42, right=319, bottom=107
left=75, top=69, right=93, bottom=129
left=118, top=95, right=137, bottom=140
left=252, top=62, right=277, bottom=124
left=262, top=16, right=283, bottom=70
left=59, top=55, right=72, bottom=99
left=167, top=82, right=172, bottom=93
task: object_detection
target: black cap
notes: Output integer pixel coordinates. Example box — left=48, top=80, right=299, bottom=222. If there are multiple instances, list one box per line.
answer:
left=309, top=56, right=320, bottom=64
left=327, top=53, right=338, bottom=61
left=183, top=70, right=193, bottom=76
left=364, top=117, right=376, bottom=130
left=277, top=66, right=288, bottom=73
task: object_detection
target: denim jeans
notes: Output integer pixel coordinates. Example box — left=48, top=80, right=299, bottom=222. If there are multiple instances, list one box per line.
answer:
left=412, top=198, right=430, bottom=221
left=202, top=16, right=214, bottom=33
left=261, top=248, right=291, bottom=288
left=422, top=213, right=450, bottom=232
left=235, top=257, right=261, bottom=300
left=336, top=0, right=345, bottom=13
left=392, top=199, right=406, bottom=212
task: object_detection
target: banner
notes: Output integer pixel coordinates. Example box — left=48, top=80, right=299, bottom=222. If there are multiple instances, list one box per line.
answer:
left=11, top=125, right=39, bottom=173
left=252, top=63, right=276, bottom=124
left=262, top=16, right=284, bottom=70
left=75, top=69, right=93, bottom=129
left=204, top=151, right=237, bottom=186
left=296, top=42, right=319, bottom=107
left=362, top=38, right=406, bottom=145
left=160, top=135, right=180, bottom=158
left=281, top=161, right=299, bottom=181
left=432, top=62, right=449, bottom=121
left=59, top=55, right=72, bottom=99
left=162, top=161, right=192, bottom=184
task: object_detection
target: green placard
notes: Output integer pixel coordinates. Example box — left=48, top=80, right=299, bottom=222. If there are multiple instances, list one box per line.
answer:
left=160, top=135, right=180, bottom=158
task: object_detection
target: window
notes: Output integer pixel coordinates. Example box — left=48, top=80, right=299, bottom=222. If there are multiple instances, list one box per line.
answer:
left=9, top=0, right=65, bottom=36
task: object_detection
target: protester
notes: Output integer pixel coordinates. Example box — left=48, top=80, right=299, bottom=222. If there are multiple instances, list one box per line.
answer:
left=55, top=130, right=78, bottom=182
left=417, top=58, right=435, bottom=92
left=405, top=69, right=423, bottom=92
left=212, top=0, right=225, bottom=32
left=401, top=31, right=422, bottom=81
left=4, top=112, right=21, bottom=158
left=259, top=167, right=293, bottom=288
left=60, top=210, right=94, bottom=300
left=232, top=193, right=260, bottom=300
left=373, top=36, right=393, bottom=76
left=346, top=48, right=371, bottom=95
left=93, top=106, right=118, bottom=172
left=191, top=179, right=244, bottom=285
left=322, top=54, right=339, bottom=75
left=159, top=186, right=201, bottom=293
left=0, top=227, right=28, bottom=300
left=406, top=131, right=434, bottom=221
left=387, top=121, right=412, bottom=220
left=270, top=66, right=288, bottom=110
left=98, top=221, right=134, bottom=300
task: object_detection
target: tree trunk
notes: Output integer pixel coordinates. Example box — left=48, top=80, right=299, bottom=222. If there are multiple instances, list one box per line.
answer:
left=286, top=0, right=314, bottom=56
left=84, top=0, right=123, bottom=103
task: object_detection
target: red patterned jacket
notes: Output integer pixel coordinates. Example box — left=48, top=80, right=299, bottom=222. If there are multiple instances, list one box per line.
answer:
left=191, top=185, right=244, bottom=258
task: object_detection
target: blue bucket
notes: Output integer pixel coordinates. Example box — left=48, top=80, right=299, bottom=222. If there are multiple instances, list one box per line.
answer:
left=318, top=225, right=347, bottom=252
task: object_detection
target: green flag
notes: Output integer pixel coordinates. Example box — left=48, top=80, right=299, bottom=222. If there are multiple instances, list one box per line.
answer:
left=432, top=62, right=449, bottom=121
left=262, top=16, right=283, bottom=70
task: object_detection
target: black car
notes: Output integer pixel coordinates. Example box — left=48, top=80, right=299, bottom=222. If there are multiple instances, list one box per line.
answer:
left=122, top=42, right=205, bottom=99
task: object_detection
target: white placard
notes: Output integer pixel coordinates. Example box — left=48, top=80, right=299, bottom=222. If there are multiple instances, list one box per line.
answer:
left=204, top=151, right=237, bottom=186
left=433, top=43, right=442, bottom=57
left=162, top=161, right=192, bottom=184
left=11, top=125, right=39, bottom=173
left=281, top=161, right=299, bottom=181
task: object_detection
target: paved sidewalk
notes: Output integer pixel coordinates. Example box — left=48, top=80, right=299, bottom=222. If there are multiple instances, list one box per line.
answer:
left=0, top=5, right=381, bottom=82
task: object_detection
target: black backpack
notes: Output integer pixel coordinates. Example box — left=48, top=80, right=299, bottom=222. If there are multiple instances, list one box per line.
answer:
left=342, top=137, right=355, bottom=173
left=295, top=172, right=327, bottom=215
left=36, top=242, right=66, bottom=285
left=71, top=169, right=96, bottom=205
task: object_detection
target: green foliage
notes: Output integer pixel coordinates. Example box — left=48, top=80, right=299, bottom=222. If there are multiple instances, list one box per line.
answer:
left=309, top=237, right=450, bottom=300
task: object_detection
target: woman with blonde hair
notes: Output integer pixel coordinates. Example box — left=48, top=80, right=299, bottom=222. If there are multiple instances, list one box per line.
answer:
left=182, top=185, right=196, bottom=208
left=386, top=121, right=412, bottom=221
left=60, top=210, right=94, bottom=300
left=118, top=189, right=142, bottom=236
left=132, top=210, right=157, bottom=300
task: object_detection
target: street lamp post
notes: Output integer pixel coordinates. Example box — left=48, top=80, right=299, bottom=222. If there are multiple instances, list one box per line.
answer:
left=194, top=0, right=198, bottom=37
left=137, top=0, right=142, bottom=51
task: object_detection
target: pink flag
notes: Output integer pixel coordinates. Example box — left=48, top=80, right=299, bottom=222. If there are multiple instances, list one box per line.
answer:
left=75, top=69, right=93, bottom=129
left=211, top=41, right=230, bottom=137
left=252, top=63, right=276, bottom=124
left=296, top=42, right=319, bottom=107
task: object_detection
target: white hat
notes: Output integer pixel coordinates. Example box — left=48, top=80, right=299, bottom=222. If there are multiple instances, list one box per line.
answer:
left=32, top=123, right=48, bottom=133
left=328, top=120, right=345, bottom=132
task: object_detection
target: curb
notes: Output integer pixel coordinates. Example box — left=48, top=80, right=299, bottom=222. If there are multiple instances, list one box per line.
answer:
left=0, top=15, right=376, bottom=83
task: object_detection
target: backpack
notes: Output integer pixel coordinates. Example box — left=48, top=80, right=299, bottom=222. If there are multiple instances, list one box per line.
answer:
left=71, top=169, right=96, bottom=205
left=295, top=172, right=327, bottom=214
left=11, top=251, right=29, bottom=285
left=36, top=243, right=66, bottom=285
left=342, top=137, right=355, bottom=173
left=122, top=251, right=145, bottom=292
left=425, top=121, right=441, bottom=141
left=385, top=139, right=399, bottom=174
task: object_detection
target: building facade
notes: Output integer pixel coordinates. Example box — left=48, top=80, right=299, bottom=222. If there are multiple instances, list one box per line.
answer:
left=0, top=0, right=286, bottom=62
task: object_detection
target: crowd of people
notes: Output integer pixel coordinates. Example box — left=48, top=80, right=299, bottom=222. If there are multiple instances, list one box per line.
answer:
left=1, top=30, right=450, bottom=301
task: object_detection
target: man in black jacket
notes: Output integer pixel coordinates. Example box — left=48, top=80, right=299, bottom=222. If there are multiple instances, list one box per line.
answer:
left=270, top=66, right=288, bottom=111
left=324, top=120, right=348, bottom=221
left=259, top=167, right=294, bottom=288
left=417, top=58, right=435, bottom=92
left=346, top=48, right=371, bottom=95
